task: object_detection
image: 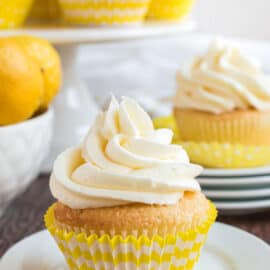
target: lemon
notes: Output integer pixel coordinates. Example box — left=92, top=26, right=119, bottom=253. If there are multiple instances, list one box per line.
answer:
left=10, top=35, right=62, bottom=109
left=0, top=38, right=43, bottom=125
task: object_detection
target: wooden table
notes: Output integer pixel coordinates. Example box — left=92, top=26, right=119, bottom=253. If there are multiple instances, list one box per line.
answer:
left=1, top=174, right=270, bottom=257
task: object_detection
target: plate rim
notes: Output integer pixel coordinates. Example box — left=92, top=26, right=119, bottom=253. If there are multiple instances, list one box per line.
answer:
left=198, top=174, right=270, bottom=186
left=213, top=198, right=270, bottom=209
left=204, top=187, right=270, bottom=199
left=207, top=222, right=270, bottom=250
left=202, top=165, right=270, bottom=177
left=196, top=222, right=270, bottom=269
left=0, top=20, right=195, bottom=45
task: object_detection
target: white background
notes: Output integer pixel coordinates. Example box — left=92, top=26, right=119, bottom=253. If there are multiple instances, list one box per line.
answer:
left=194, top=0, right=270, bottom=40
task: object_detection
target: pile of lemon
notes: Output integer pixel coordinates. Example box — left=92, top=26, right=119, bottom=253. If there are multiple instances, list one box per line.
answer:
left=0, top=36, right=61, bottom=125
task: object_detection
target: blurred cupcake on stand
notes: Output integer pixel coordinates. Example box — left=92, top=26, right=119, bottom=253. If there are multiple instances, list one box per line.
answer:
left=0, top=0, right=34, bottom=28
left=58, top=0, right=151, bottom=26
left=146, top=0, right=194, bottom=22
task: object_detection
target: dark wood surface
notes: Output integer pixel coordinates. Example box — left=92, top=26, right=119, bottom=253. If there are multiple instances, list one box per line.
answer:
left=1, top=174, right=270, bottom=257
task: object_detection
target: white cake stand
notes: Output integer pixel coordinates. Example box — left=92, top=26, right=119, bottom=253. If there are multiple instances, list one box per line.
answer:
left=0, top=20, right=195, bottom=171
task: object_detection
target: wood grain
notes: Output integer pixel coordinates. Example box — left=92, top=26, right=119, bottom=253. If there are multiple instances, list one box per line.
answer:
left=0, top=175, right=269, bottom=257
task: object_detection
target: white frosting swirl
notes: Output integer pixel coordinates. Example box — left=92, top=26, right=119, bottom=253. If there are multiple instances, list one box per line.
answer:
left=175, top=41, right=270, bottom=114
left=50, top=96, right=201, bottom=209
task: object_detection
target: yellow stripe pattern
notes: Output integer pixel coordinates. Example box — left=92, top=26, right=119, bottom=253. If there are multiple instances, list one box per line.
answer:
left=181, top=142, right=270, bottom=169
left=58, top=0, right=151, bottom=25
left=0, top=0, right=34, bottom=28
left=153, top=115, right=270, bottom=168
left=45, top=202, right=217, bottom=269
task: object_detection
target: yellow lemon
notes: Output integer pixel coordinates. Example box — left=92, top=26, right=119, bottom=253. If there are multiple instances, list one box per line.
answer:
left=10, top=35, right=62, bottom=109
left=0, top=38, right=43, bottom=125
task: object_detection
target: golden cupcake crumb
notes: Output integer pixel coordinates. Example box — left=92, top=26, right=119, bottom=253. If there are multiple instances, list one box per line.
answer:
left=53, top=191, right=210, bottom=237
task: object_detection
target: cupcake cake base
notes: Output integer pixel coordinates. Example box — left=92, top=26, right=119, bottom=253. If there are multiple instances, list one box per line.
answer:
left=174, top=108, right=270, bottom=145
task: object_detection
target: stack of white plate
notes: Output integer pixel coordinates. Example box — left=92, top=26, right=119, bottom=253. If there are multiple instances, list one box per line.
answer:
left=198, top=166, right=270, bottom=215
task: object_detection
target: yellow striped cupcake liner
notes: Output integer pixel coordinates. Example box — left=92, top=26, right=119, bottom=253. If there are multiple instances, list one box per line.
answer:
left=180, top=141, right=270, bottom=169
left=0, top=0, right=34, bottom=28
left=146, top=0, right=194, bottom=21
left=58, top=0, right=151, bottom=25
left=154, top=115, right=270, bottom=168
left=45, top=202, right=217, bottom=270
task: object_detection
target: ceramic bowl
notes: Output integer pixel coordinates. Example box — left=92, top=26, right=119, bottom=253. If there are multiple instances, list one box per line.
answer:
left=0, top=108, right=54, bottom=215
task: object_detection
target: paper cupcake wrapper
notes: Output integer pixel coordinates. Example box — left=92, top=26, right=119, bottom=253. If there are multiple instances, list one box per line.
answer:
left=146, top=0, right=194, bottom=21
left=174, top=108, right=270, bottom=145
left=180, top=141, right=270, bottom=168
left=153, top=115, right=270, bottom=168
left=0, top=0, right=34, bottom=28
left=58, top=0, right=150, bottom=25
left=45, top=202, right=216, bottom=270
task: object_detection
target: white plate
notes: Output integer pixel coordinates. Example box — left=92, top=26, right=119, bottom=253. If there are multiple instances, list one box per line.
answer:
left=202, top=165, right=270, bottom=177
left=0, top=20, right=194, bottom=45
left=195, top=223, right=270, bottom=269
left=214, top=198, right=270, bottom=215
left=204, top=187, right=270, bottom=199
left=198, top=175, right=270, bottom=187
left=1, top=223, right=270, bottom=270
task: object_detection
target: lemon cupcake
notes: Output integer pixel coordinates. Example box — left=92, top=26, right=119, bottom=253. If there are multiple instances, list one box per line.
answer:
left=146, top=0, right=194, bottom=21
left=58, top=0, right=151, bottom=26
left=174, top=41, right=270, bottom=168
left=0, top=0, right=34, bottom=28
left=45, top=96, right=217, bottom=270
left=28, top=0, right=61, bottom=24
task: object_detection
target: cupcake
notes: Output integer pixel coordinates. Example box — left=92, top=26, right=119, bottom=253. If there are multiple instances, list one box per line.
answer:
left=28, top=0, right=61, bottom=24
left=0, top=0, right=34, bottom=28
left=146, top=0, right=194, bottom=21
left=58, top=0, right=151, bottom=26
left=45, top=96, right=217, bottom=269
left=174, top=41, right=270, bottom=168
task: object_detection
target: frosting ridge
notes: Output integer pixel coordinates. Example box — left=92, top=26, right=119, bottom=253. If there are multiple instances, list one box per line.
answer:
left=175, top=41, right=270, bottom=114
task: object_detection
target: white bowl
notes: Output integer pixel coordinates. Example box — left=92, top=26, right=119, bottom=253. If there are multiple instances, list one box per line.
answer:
left=0, top=108, right=54, bottom=215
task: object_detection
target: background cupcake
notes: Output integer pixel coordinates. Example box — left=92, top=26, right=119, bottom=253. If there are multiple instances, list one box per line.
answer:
left=45, top=96, right=217, bottom=270
left=58, top=0, right=151, bottom=26
left=146, top=0, right=194, bottom=21
left=0, top=0, right=34, bottom=28
left=173, top=41, right=270, bottom=168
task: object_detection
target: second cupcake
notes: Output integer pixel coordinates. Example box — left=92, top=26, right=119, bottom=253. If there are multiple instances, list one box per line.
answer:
left=45, top=96, right=217, bottom=269
left=174, top=41, right=270, bottom=168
